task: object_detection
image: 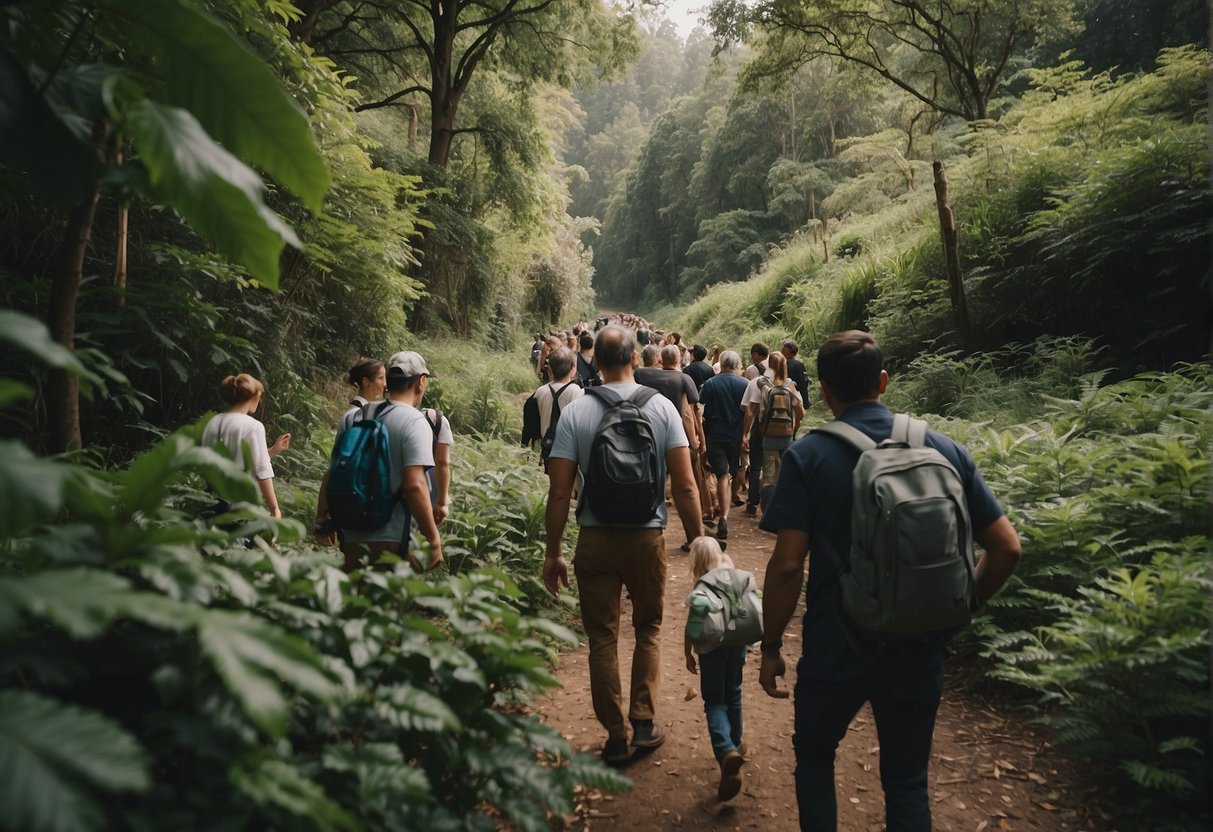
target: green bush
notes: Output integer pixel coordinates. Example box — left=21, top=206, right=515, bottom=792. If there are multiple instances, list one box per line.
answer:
left=0, top=425, right=628, bottom=832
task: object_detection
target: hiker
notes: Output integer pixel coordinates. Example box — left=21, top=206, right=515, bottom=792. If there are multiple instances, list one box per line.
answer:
left=314, top=351, right=443, bottom=574
left=534, top=346, right=583, bottom=472
left=683, top=535, right=756, bottom=802
left=781, top=339, right=810, bottom=403
left=530, top=334, right=543, bottom=371
left=740, top=351, right=804, bottom=513
left=697, top=350, right=748, bottom=548
left=741, top=343, right=771, bottom=517
left=339, top=358, right=386, bottom=431
left=576, top=332, right=600, bottom=387
left=537, top=335, right=562, bottom=382
left=684, top=344, right=715, bottom=391
left=542, top=324, right=704, bottom=766
left=421, top=405, right=453, bottom=524
left=758, top=331, right=1022, bottom=831
left=202, top=373, right=290, bottom=518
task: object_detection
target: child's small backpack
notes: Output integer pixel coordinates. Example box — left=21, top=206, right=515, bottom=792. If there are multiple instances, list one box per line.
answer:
left=326, top=402, right=400, bottom=530
left=757, top=377, right=796, bottom=439
left=814, top=413, right=976, bottom=636
left=685, top=567, right=764, bottom=651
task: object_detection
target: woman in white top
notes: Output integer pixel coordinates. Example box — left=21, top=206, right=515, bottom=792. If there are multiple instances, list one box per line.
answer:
left=202, top=373, right=291, bottom=517
left=338, top=358, right=387, bottom=431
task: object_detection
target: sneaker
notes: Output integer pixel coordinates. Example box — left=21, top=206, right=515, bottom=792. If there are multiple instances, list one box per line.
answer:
left=744, top=504, right=757, bottom=518
left=715, top=517, right=728, bottom=541
left=630, top=720, right=666, bottom=749
left=602, top=738, right=630, bottom=766
left=730, top=497, right=743, bottom=507
left=717, top=749, right=744, bottom=801
left=736, top=740, right=747, bottom=759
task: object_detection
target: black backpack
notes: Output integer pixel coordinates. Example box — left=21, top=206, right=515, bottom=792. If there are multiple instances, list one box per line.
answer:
left=575, top=353, right=600, bottom=387
left=577, top=386, right=661, bottom=525
left=541, top=381, right=575, bottom=468
left=521, top=393, right=541, bottom=447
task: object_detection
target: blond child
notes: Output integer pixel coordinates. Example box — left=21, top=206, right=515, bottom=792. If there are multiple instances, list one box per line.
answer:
left=684, top=536, right=748, bottom=801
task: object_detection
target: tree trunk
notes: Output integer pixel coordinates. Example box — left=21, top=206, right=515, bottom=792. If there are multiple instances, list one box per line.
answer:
left=47, top=188, right=101, bottom=452
left=932, top=161, right=974, bottom=351
left=114, top=200, right=128, bottom=307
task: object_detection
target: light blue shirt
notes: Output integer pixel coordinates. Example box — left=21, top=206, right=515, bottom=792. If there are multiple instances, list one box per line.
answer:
left=549, top=381, right=688, bottom=528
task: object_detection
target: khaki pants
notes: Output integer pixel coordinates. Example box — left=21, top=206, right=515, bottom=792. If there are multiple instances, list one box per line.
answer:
left=574, top=526, right=667, bottom=741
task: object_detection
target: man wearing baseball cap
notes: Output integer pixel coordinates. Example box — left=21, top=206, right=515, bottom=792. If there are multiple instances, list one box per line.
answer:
left=316, top=350, right=443, bottom=572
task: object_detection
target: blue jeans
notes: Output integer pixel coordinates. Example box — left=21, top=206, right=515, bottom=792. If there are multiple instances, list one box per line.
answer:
left=793, top=637, right=945, bottom=832
left=699, top=644, right=746, bottom=759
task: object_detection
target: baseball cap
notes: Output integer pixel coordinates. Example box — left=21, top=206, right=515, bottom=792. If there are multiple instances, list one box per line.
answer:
left=386, top=351, right=435, bottom=378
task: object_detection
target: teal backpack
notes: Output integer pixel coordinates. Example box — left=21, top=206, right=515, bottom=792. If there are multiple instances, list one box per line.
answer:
left=814, top=413, right=977, bottom=637
left=327, top=402, right=400, bottom=531
left=685, top=567, right=764, bottom=652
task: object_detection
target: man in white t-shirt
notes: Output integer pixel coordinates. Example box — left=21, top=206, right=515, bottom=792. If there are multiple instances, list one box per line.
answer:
left=315, top=351, right=443, bottom=573
left=534, top=347, right=584, bottom=440
left=543, top=325, right=703, bottom=767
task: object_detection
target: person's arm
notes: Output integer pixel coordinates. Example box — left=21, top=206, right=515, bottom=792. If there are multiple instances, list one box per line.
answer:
left=740, top=402, right=758, bottom=452
left=693, top=403, right=707, bottom=453
left=268, top=433, right=292, bottom=457
left=972, top=515, right=1021, bottom=609
left=758, top=528, right=810, bottom=699
left=257, top=477, right=282, bottom=518
left=543, top=457, right=577, bottom=594
left=793, top=396, right=805, bottom=434
left=680, top=396, right=699, bottom=453
left=314, top=470, right=337, bottom=546
left=685, top=633, right=697, bottom=674
left=402, top=465, right=442, bottom=570
left=666, top=446, right=703, bottom=543
left=433, top=441, right=451, bottom=524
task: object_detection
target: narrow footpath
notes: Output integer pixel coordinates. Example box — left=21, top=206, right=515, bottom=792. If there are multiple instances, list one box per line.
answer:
left=536, top=504, right=1109, bottom=831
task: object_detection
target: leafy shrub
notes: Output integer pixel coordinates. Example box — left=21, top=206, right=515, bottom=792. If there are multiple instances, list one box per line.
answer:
left=832, top=233, right=866, bottom=258
left=0, top=425, right=628, bottom=832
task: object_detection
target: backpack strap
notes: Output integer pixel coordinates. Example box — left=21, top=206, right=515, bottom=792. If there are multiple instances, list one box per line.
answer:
left=549, top=381, right=576, bottom=420
left=813, top=420, right=877, bottom=453
left=628, top=386, right=659, bottom=408
left=585, top=384, right=621, bottom=407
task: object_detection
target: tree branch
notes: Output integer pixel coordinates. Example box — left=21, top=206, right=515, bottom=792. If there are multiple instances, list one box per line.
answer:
left=355, top=85, right=432, bottom=111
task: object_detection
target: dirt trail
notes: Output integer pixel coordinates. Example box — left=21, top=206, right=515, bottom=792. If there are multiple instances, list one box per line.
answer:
left=536, top=504, right=1106, bottom=831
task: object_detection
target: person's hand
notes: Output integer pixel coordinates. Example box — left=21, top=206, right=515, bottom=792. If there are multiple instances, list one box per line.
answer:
left=270, top=433, right=292, bottom=455
left=425, top=540, right=444, bottom=570
left=741, top=437, right=750, bottom=453
left=434, top=501, right=450, bottom=524
left=685, top=653, right=698, bottom=674
left=759, top=651, right=789, bottom=699
left=544, top=554, right=569, bottom=595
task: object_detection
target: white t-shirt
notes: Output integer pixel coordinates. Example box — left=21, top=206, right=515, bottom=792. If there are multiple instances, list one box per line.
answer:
left=534, top=379, right=584, bottom=438
left=549, top=381, right=688, bottom=528
left=741, top=377, right=803, bottom=410
left=335, top=401, right=435, bottom=545
left=203, top=412, right=274, bottom=480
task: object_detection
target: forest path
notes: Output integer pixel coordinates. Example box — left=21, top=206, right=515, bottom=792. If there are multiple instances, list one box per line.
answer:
left=536, top=503, right=1104, bottom=831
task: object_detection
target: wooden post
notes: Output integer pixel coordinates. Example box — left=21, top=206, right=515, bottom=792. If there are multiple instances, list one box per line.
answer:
left=933, top=161, right=974, bottom=351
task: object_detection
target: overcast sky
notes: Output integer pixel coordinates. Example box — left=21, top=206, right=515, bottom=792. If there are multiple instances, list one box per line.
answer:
left=663, top=0, right=708, bottom=38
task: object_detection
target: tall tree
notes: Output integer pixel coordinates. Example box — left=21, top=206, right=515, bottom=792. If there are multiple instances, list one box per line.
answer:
left=709, top=0, right=1079, bottom=121
left=296, top=0, right=637, bottom=166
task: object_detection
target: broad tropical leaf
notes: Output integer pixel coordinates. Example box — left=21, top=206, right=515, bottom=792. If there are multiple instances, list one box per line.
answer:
left=0, top=568, right=189, bottom=639
left=0, top=690, right=149, bottom=832
left=0, top=441, right=70, bottom=538
left=104, top=0, right=329, bottom=213
left=230, top=756, right=358, bottom=832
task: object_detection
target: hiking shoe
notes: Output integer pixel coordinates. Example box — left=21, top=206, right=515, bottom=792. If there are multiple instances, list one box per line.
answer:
left=602, top=738, right=630, bottom=766
left=736, top=740, right=747, bottom=759
left=744, top=504, right=757, bottom=518
left=730, top=497, right=743, bottom=507
left=630, top=721, right=666, bottom=749
left=715, top=517, right=728, bottom=541
left=717, top=749, right=744, bottom=801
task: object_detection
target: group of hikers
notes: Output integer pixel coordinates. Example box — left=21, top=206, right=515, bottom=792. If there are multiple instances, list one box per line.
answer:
left=202, top=320, right=1022, bottom=831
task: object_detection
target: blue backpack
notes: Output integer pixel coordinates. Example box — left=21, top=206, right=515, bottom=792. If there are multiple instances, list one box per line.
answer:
left=327, top=402, right=399, bottom=530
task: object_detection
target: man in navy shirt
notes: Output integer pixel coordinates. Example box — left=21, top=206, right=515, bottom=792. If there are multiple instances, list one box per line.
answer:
left=758, top=331, right=1021, bottom=832
left=698, top=350, right=749, bottom=546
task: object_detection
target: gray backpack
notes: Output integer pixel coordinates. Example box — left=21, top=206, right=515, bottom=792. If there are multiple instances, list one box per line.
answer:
left=814, top=414, right=976, bottom=636
left=685, top=567, right=764, bottom=651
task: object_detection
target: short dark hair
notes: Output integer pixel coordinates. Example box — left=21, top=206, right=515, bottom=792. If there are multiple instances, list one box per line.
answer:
left=750, top=342, right=770, bottom=359
left=817, top=330, right=882, bottom=403
left=578, top=332, right=594, bottom=351
left=386, top=373, right=423, bottom=394
left=691, top=344, right=707, bottom=362
left=547, top=346, right=576, bottom=380
left=594, top=325, right=636, bottom=370
left=781, top=339, right=798, bottom=357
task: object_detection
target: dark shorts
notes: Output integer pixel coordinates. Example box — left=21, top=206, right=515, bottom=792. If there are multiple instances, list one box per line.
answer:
left=706, top=440, right=741, bottom=477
